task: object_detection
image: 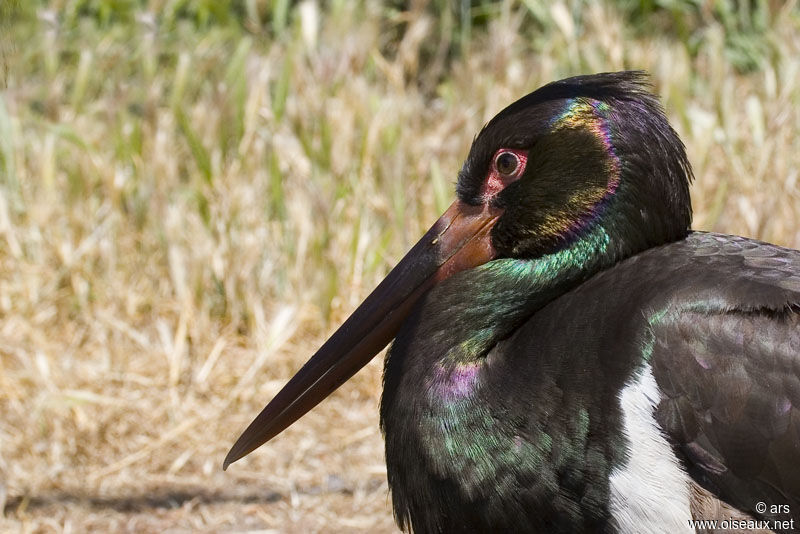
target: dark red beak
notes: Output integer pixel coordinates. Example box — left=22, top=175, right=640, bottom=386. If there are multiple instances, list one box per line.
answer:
left=223, top=200, right=502, bottom=469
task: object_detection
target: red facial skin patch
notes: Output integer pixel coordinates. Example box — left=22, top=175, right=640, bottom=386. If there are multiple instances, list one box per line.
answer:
left=480, top=148, right=528, bottom=201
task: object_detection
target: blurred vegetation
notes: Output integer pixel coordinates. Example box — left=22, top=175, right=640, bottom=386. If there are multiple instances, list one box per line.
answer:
left=1, top=0, right=798, bottom=389
left=1, top=0, right=791, bottom=72
left=0, top=0, right=798, bottom=531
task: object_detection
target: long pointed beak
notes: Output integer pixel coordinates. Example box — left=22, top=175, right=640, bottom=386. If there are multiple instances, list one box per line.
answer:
left=223, top=200, right=501, bottom=469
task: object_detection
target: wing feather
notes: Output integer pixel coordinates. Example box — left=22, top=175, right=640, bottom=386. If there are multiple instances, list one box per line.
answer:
left=652, top=297, right=800, bottom=524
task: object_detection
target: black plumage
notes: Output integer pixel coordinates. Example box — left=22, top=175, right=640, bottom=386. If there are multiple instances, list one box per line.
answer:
left=225, top=72, right=800, bottom=533
left=382, top=231, right=800, bottom=532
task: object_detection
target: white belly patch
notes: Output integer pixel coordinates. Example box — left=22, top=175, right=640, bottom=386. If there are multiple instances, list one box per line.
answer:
left=608, top=364, right=694, bottom=534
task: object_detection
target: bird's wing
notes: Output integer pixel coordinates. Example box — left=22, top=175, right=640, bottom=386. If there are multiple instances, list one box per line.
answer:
left=649, top=234, right=800, bottom=525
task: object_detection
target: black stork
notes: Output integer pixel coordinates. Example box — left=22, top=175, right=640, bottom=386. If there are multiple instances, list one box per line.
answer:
left=224, top=71, right=800, bottom=533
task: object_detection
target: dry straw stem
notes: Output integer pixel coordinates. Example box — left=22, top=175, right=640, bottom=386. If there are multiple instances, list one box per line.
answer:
left=1, top=1, right=799, bottom=532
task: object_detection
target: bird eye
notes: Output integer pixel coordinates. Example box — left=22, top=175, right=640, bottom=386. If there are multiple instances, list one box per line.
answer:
left=495, top=151, right=520, bottom=176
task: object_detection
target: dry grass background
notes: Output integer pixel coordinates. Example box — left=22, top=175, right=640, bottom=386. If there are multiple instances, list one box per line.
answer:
left=1, top=0, right=799, bottom=532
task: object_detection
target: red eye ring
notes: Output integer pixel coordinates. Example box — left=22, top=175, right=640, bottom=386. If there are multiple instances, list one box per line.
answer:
left=494, top=151, right=520, bottom=176
left=481, top=148, right=528, bottom=200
